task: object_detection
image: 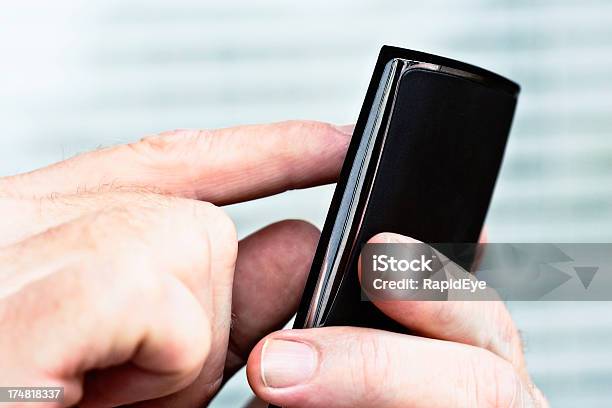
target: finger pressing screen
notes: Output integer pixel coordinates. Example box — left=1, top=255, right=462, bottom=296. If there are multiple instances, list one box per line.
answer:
left=0, top=121, right=352, bottom=204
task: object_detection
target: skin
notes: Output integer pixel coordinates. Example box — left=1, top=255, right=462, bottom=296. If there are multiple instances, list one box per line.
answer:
left=0, top=120, right=547, bottom=407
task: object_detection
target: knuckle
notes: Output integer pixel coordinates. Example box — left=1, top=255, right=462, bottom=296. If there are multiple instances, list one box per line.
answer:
left=152, top=199, right=233, bottom=259
left=273, top=219, right=320, bottom=241
left=77, top=199, right=236, bottom=283
left=281, top=120, right=337, bottom=136
left=199, top=201, right=238, bottom=251
left=133, top=129, right=207, bottom=157
left=164, top=311, right=211, bottom=376
left=350, top=334, right=392, bottom=405
left=133, top=196, right=234, bottom=242
left=151, top=277, right=212, bottom=377
left=104, top=204, right=164, bottom=245
left=79, top=218, right=165, bottom=294
left=493, top=303, right=517, bottom=344
left=487, top=302, right=524, bottom=364
left=127, top=129, right=214, bottom=195
left=77, top=203, right=193, bottom=270
left=68, top=207, right=139, bottom=253
left=433, top=301, right=459, bottom=328
left=490, top=361, right=521, bottom=408
left=464, top=348, right=519, bottom=408
left=168, top=200, right=237, bottom=280
left=282, top=120, right=345, bottom=152
left=272, top=121, right=345, bottom=178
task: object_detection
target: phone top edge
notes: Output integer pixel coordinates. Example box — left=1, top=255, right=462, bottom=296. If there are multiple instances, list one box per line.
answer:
left=379, top=45, right=520, bottom=96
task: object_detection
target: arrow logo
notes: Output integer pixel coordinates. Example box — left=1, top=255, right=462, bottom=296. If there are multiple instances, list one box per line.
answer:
left=573, top=266, right=599, bottom=289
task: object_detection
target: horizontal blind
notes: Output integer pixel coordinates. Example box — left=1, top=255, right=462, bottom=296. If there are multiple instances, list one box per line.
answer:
left=0, top=1, right=610, bottom=406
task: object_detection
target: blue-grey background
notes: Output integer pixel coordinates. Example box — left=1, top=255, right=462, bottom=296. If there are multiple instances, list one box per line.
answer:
left=1, top=1, right=611, bottom=406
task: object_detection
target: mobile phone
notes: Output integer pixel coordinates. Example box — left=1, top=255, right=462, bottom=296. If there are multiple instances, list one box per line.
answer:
left=294, top=46, right=519, bottom=332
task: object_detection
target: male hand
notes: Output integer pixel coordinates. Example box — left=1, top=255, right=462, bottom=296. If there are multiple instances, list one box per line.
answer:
left=0, top=121, right=351, bottom=407
left=246, top=232, right=548, bottom=407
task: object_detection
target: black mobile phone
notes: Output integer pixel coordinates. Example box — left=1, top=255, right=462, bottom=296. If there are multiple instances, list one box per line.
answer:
left=293, top=46, right=519, bottom=332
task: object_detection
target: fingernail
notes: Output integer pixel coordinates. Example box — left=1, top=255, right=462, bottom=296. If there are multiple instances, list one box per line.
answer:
left=261, top=339, right=317, bottom=388
left=333, top=124, right=355, bottom=136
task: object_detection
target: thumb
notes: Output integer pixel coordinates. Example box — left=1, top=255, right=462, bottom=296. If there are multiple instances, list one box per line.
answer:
left=246, top=327, right=536, bottom=408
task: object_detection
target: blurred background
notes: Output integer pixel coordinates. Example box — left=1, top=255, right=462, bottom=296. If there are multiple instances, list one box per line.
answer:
left=1, top=0, right=611, bottom=406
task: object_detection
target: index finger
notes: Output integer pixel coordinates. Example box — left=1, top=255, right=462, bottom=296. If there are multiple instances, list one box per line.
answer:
left=0, top=121, right=352, bottom=204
